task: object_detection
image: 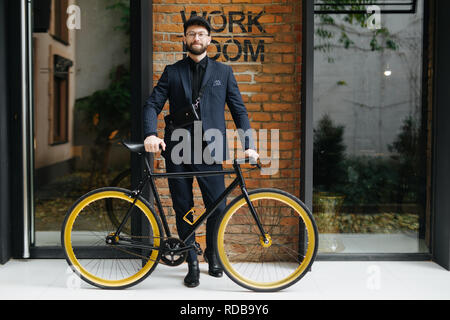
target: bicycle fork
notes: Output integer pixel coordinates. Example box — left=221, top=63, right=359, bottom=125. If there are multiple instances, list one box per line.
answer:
left=235, top=164, right=270, bottom=246
left=108, top=155, right=170, bottom=243
left=106, top=171, right=151, bottom=244
left=242, top=186, right=271, bottom=246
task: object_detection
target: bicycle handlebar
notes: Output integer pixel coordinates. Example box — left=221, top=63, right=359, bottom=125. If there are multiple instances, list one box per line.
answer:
left=234, top=157, right=261, bottom=169
left=122, top=140, right=261, bottom=169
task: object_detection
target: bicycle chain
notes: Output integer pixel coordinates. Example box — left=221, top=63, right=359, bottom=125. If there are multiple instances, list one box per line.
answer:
left=108, top=235, right=163, bottom=261
left=107, top=235, right=206, bottom=261
left=113, top=246, right=155, bottom=261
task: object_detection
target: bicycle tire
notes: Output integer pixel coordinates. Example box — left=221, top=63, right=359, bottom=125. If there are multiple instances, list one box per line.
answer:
left=110, top=168, right=131, bottom=189
left=61, top=187, right=163, bottom=289
left=215, top=188, right=318, bottom=292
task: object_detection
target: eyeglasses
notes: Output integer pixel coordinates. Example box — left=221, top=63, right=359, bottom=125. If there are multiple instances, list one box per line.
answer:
left=186, top=32, right=209, bottom=39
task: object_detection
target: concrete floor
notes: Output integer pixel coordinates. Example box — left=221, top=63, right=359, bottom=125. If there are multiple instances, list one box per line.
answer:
left=0, top=259, right=449, bottom=300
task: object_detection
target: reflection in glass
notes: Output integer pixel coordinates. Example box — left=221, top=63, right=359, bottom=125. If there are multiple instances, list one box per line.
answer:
left=313, top=1, right=429, bottom=253
left=33, top=0, right=131, bottom=246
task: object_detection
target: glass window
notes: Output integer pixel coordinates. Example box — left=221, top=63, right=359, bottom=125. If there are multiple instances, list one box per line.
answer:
left=52, top=0, right=69, bottom=44
left=51, top=54, right=72, bottom=144
left=313, top=0, right=430, bottom=254
left=32, top=0, right=131, bottom=246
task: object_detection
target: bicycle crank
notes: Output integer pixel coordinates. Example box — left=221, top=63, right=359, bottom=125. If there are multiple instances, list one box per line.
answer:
left=160, top=238, right=187, bottom=266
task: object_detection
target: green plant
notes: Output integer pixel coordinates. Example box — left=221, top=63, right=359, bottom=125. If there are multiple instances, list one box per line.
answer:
left=76, top=65, right=130, bottom=142
left=337, top=156, right=399, bottom=209
left=106, top=0, right=130, bottom=53
left=74, top=1, right=131, bottom=185
left=75, top=65, right=130, bottom=186
left=313, top=114, right=347, bottom=193
left=388, top=115, right=425, bottom=204
left=328, top=116, right=425, bottom=212
left=315, top=0, right=398, bottom=63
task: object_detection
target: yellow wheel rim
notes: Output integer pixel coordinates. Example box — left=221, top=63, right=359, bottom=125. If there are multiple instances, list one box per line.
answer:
left=217, top=192, right=316, bottom=290
left=63, top=190, right=161, bottom=288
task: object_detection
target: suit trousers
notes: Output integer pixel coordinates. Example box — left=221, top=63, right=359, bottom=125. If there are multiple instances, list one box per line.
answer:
left=164, top=138, right=226, bottom=263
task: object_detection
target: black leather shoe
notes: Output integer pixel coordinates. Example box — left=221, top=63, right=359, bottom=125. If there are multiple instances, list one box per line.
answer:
left=184, top=260, right=200, bottom=288
left=203, top=250, right=223, bottom=278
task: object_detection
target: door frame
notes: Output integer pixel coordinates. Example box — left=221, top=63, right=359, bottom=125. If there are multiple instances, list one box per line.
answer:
left=308, top=0, right=434, bottom=262
left=431, top=0, right=450, bottom=270
left=16, top=0, right=154, bottom=259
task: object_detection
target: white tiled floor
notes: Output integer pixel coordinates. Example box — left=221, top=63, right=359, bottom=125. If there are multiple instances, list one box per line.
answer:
left=0, top=259, right=449, bottom=300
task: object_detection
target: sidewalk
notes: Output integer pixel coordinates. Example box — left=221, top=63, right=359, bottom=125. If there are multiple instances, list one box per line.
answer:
left=0, top=259, right=449, bottom=300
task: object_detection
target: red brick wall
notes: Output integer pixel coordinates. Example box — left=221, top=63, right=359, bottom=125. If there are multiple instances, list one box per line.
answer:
left=151, top=0, right=302, bottom=246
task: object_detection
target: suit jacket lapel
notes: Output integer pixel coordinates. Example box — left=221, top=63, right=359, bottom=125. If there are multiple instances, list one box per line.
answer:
left=178, top=56, right=213, bottom=104
left=178, top=58, right=192, bottom=104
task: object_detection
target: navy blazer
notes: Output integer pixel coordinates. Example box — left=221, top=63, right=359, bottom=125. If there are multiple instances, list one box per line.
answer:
left=143, top=56, right=255, bottom=161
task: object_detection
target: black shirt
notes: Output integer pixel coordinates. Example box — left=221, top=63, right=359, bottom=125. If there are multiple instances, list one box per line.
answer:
left=187, top=55, right=208, bottom=103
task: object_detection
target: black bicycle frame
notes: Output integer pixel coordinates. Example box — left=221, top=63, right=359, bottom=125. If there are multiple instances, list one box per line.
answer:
left=112, top=156, right=268, bottom=253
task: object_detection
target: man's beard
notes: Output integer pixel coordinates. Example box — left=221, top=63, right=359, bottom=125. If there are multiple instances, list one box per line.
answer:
left=186, top=42, right=207, bottom=55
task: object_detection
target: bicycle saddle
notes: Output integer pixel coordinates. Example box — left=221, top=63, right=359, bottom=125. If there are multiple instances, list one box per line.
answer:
left=121, top=141, right=145, bottom=154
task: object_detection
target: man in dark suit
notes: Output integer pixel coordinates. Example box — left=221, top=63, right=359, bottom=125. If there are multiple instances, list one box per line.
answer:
left=143, top=16, right=258, bottom=288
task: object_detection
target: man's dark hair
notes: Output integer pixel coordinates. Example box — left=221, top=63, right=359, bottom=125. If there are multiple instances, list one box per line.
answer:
left=183, top=16, right=211, bottom=35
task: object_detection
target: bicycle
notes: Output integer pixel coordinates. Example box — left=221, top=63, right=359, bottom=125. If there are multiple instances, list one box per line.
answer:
left=61, top=141, right=318, bottom=292
left=105, top=168, right=131, bottom=233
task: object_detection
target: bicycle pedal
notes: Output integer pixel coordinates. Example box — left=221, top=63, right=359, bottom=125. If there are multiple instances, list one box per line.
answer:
left=194, top=242, right=203, bottom=256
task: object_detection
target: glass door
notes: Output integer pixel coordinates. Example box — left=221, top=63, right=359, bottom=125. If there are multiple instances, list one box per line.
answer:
left=313, top=0, right=430, bottom=254
left=31, top=0, right=131, bottom=247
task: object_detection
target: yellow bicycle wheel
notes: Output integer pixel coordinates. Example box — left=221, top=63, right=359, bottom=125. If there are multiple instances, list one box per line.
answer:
left=61, top=187, right=162, bottom=289
left=216, top=188, right=318, bottom=292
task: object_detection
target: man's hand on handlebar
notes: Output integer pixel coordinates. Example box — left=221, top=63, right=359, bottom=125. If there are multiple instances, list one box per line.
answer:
left=144, top=135, right=166, bottom=153
left=144, top=137, right=258, bottom=161
left=244, top=148, right=259, bottom=162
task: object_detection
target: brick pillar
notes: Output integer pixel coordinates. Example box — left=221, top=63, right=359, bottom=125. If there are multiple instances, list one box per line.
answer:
left=151, top=1, right=302, bottom=248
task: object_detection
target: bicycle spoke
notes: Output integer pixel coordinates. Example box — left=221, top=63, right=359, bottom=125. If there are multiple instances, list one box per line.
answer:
left=62, top=188, right=162, bottom=289
left=218, top=190, right=317, bottom=291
